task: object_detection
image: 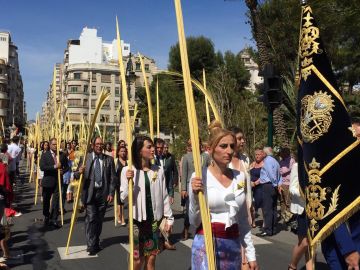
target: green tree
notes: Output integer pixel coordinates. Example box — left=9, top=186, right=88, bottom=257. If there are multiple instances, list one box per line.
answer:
left=168, top=36, right=217, bottom=79
left=254, top=0, right=360, bottom=90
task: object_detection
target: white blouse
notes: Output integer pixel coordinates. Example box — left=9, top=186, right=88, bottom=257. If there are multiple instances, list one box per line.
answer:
left=189, top=168, right=256, bottom=262
left=229, top=160, right=252, bottom=208
left=289, top=163, right=305, bottom=215
left=120, top=164, right=174, bottom=225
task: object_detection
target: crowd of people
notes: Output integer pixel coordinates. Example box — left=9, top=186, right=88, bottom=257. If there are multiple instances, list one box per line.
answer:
left=0, top=117, right=358, bottom=269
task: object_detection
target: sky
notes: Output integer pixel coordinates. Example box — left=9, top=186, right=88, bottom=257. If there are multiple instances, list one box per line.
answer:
left=1, top=0, right=253, bottom=120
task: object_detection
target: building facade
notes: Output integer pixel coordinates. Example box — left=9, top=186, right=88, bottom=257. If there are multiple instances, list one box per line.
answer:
left=0, top=31, right=26, bottom=130
left=41, top=27, right=157, bottom=141
left=240, top=48, right=263, bottom=92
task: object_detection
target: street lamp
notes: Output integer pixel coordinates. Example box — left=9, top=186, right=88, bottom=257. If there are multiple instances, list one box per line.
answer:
left=125, top=52, right=135, bottom=99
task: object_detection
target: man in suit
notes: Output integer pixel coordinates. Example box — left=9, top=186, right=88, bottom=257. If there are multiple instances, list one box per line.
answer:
left=76, top=136, right=116, bottom=255
left=154, top=139, right=178, bottom=250
left=40, top=138, right=69, bottom=228
left=154, top=139, right=178, bottom=204
left=180, top=139, right=211, bottom=240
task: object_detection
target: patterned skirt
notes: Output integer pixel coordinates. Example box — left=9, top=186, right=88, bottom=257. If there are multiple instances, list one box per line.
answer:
left=191, top=234, right=241, bottom=270
left=133, top=220, right=161, bottom=258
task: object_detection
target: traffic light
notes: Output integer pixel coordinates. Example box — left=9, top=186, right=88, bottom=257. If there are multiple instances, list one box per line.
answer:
left=258, top=64, right=283, bottom=110
left=265, top=76, right=282, bottom=109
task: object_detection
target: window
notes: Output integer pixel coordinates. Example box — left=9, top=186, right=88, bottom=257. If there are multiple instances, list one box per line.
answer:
left=0, top=100, right=8, bottom=109
left=91, top=86, right=96, bottom=94
left=115, top=100, right=120, bottom=109
left=91, top=99, right=96, bottom=109
left=145, top=64, right=150, bottom=72
left=67, top=99, right=81, bottom=107
left=69, top=113, right=81, bottom=121
left=124, top=46, right=129, bottom=50
left=69, top=86, right=78, bottom=93
left=83, top=99, right=88, bottom=107
left=243, top=58, right=250, bottom=64
left=74, top=72, right=81, bottom=79
left=115, top=87, right=120, bottom=96
left=100, top=114, right=110, bottom=122
left=101, top=74, right=111, bottom=83
left=83, top=114, right=88, bottom=120
left=103, top=100, right=110, bottom=110
left=135, top=63, right=141, bottom=71
left=0, top=37, right=6, bottom=42
left=84, top=85, right=88, bottom=93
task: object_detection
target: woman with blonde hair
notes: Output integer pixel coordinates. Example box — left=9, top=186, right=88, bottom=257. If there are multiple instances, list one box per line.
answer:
left=121, top=136, right=174, bottom=270
left=190, top=121, right=258, bottom=270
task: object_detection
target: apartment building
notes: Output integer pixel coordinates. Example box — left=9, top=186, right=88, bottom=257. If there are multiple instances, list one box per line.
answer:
left=41, top=27, right=157, bottom=140
left=0, top=31, right=26, bottom=129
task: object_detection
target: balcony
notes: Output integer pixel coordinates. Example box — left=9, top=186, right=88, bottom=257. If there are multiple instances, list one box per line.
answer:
left=67, top=104, right=84, bottom=108
left=0, top=74, right=7, bottom=84
left=70, top=76, right=89, bottom=82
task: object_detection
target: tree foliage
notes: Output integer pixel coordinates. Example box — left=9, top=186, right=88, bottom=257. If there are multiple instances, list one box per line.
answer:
left=168, top=36, right=217, bottom=80
left=253, top=0, right=360, bottom=89
left=136, top=36, right=266, bottom=159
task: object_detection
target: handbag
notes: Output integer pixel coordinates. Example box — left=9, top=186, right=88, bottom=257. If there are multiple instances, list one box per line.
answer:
left=159, top=218, right=169, bottom=242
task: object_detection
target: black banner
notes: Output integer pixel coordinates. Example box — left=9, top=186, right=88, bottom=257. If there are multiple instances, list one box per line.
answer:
left=297, top=5, right=360, bottom=247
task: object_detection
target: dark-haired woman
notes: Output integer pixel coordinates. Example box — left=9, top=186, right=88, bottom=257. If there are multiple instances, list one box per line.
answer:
left=115, top=145, right=127, bottom=225
left=121, top=136, right=173, bottom=270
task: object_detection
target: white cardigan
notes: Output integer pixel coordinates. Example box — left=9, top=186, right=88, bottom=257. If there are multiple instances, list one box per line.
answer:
left=289, top=163, right=305, bottom=215
left=120, top=164, right=174, bottom=225
left=189, top=168, right=256, bottom=262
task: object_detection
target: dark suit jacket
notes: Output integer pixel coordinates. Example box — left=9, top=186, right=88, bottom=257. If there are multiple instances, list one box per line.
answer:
left=74, top=153, right=116, bottom=205
left=155, top=153, right=178, bottom=197
left=40, top=150, right=69, bottom=188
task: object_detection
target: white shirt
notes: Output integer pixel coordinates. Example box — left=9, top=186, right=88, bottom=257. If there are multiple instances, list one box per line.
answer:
left=7, top=143, right=21, bottom=172
left=289, top=163, right=305, bottom=215
left=189, top=168, right=256, bottom=262
left=229, top=160, right=253, bottom=208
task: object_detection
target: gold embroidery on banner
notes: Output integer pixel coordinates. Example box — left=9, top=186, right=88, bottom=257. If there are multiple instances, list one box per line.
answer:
left=300, top=91, right=335, bottom=143
left=305, top=158, right=340, bottom=238
left=310, top=66, right=347, bottom=109
left=300, top=7, right=322, bottom=81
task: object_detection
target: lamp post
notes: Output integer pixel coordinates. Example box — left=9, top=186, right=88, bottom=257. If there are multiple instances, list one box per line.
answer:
left=126, top=52, right=134, bottom=100
left=124, top=53, right=137, bottom=133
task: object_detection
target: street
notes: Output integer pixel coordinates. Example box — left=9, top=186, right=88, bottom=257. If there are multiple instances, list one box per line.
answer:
left=5, top=161, right=329, bottom=270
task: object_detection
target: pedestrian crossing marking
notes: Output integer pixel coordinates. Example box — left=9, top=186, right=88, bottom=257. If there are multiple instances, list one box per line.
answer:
left=179, top=235, right=271, bottom=248
left=58, top=245, right=98, bottom=260
left=179, top=239, right=193, bottom=248
left=120, top=243, right=130, bottom=253
left=119, top=235, right=271, bottom=255
left=252, top=235, right=272, bottom=245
